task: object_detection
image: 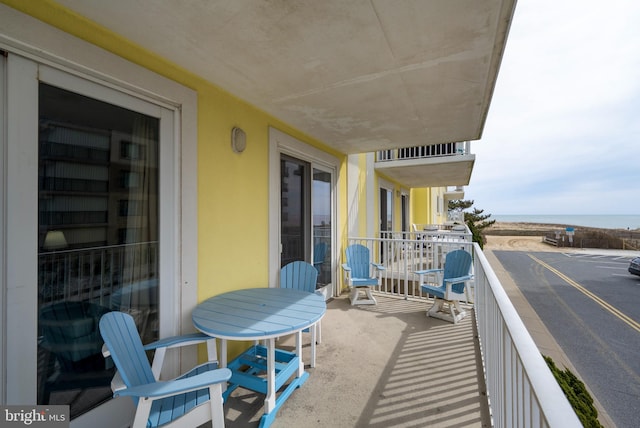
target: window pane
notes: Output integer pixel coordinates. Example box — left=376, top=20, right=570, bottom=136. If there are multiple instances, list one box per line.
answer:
left=313, top=169, right=331, bottom=286
left=380, top=188, right=393, bottom=232
left=37, top=83, right=159, bottom=418
left=401, top=194, right=409, bottom=232
left=281, top=156, right=308, bottom=266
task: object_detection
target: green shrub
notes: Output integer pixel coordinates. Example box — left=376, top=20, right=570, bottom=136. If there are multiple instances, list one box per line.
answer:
left=544, top=355, right=603, bottom=428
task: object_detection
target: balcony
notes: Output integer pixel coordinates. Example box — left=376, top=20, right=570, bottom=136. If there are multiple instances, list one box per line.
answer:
left=223, top=232, right=581, bottom=427
left=36, top=234, right=582, bottom=427
left=375, top=142, right=475, bottom=188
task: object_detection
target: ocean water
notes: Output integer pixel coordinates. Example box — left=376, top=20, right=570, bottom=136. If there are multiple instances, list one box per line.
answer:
left=492, top=215, right=640, bottom=230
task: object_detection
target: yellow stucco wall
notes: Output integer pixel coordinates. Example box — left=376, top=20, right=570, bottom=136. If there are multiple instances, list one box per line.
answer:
left=411, top=188, right=432, bottom=226
left=2, top=0, right=347, bottom=301
left=358, top=155, right=370, bottom=237
left=347, top=152, right=437, bottom=236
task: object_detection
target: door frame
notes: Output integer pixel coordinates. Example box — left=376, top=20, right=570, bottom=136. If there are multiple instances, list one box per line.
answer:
left=0, top=7, right=197, bottom=427
left=268, top=127, right=339, bottom=298
left=0, top=49, right=8, bottom=406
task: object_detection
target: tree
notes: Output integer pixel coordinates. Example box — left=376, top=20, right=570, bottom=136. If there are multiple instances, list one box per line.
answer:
left=448, top=199, right=495, bottom=249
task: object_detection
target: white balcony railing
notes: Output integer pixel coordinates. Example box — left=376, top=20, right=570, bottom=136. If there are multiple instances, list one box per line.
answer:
left=344, top=233, right=582, bottom=427
left=350, top=227, right=473, bottom=300
left=38, top=241, right=159, bottom=308
left=376, top=141, right=470, bottom=162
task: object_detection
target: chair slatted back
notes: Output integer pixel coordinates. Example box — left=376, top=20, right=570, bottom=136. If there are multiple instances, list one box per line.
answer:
left=345, top=244, right=372, bottom=279
left=442, top=250, right=472, bottom=293
left=280, top=261, right=318, bottom=293
left=313, top=242, right=327, bottom=266
left=99, top=312, right=156, bottom=397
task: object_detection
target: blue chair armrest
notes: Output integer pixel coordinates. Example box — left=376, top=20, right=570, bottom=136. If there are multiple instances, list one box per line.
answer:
left=143, top=332, right=218, bottom=380
left=105, top=335, right=211, bottom=359
left=443, top=275, right=474, bottom=298
left=342, top=264, right=351, bottom=272
left=443, top=274, right=474, bottom=284
left=114, top=368, right=232, bottom=399
left=371, top=262, right=386, bottom=271
left=143, top=332, right=211, bottom=352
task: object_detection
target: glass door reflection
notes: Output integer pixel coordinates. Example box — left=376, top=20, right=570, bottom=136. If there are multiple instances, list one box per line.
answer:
left=37, top=83, right=160, bottom=418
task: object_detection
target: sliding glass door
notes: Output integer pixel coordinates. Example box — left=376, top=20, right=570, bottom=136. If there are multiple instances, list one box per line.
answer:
left=3, top=54, right=179, bottom=425
left=279, top=154, right=334, bottom=290
left=37, top=83, right=161, bottom=417
left=312, top=168, right=332, bottom=286
left=280, top=155, right=310, bottom=267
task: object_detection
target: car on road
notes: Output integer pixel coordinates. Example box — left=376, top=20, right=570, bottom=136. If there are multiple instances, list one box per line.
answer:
left=629, top=256, right=640, bottom=276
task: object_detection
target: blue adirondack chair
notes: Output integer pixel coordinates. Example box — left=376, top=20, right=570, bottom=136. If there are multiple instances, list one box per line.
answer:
left=415, top=249, right=474, bottom=324
left=280, top=260, right=318, bottom=293
left=280, top=261, right=321, bottom=366
left=99, top=311, right=231, bottom=428
left=342, top=244, right=386, bottom=306
left=38, top=301, right=114, bottom=404
left=313, top=242, right=327, bottom=273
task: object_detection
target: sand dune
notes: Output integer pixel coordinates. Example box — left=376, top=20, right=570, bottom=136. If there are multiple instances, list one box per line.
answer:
left=484, top=235, right=562, bottom=252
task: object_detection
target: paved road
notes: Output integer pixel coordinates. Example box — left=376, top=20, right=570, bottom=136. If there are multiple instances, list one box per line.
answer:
left=493, top=251, right=640, bottom=428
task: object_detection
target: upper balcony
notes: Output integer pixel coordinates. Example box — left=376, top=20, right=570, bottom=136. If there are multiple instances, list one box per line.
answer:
left=375, top=142, right=475, bottom=188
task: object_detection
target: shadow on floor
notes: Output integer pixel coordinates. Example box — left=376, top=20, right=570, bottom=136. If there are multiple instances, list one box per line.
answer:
left=218, top=294, right=489, bottom=428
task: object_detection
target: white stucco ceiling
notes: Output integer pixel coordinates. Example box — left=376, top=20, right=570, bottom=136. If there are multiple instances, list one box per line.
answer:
left=54, top=0, right=516, bottom=155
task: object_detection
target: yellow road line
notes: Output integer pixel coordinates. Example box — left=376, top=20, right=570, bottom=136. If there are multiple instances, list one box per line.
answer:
left=528, top=254, right=640, bottom=333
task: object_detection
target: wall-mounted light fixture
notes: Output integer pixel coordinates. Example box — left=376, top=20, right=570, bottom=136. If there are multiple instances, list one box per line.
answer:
left=231, top=126, right=246, bottom=153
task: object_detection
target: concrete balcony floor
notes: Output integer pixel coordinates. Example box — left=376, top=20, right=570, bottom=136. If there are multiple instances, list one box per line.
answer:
left=222, top=294, right=491, bottom=428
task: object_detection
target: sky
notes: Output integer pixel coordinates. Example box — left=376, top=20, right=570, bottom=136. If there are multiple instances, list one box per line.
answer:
left=464, top=0, right=640, bottom=215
